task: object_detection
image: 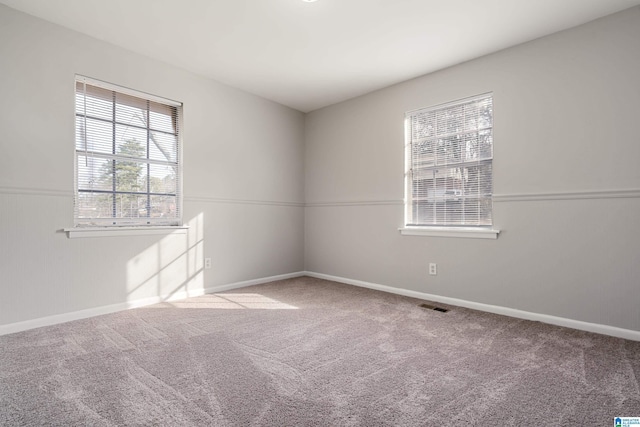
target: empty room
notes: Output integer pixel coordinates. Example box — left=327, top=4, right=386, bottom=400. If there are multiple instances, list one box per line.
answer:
left=1, top=0, right=639, bottom=425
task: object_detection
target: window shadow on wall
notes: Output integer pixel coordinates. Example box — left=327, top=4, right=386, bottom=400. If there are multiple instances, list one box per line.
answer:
left=126, top=213, right=204, bottom=302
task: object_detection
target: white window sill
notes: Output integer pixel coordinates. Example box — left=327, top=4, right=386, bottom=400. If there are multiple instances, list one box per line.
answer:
left=64, top=226, right=189, bottom=239
left=399, top=226, right=500, bottom=239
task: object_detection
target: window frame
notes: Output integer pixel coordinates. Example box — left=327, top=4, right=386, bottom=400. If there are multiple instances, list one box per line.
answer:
left=72, top=75, right=184, bottom=230
left=400, top=93, right=499, bottom=239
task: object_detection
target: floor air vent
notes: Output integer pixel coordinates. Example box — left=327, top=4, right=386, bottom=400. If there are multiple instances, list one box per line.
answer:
left=420, top=303, right=449, bottom=313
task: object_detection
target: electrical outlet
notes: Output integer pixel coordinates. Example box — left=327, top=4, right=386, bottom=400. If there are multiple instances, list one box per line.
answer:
left=429, top=263, right=437, bottom=276
left=204, top=258, right=212, bottom=269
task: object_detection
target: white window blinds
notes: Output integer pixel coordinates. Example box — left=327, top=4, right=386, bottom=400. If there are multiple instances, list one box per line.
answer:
left=74, top=76, right=182, bottom=226
left=405, top=93, right=493, bottom=227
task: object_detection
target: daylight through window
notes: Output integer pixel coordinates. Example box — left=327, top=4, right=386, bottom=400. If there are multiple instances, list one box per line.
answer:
left=74, top=76, right=182, bottom=226
left=405, top=93, right=493, bottom=227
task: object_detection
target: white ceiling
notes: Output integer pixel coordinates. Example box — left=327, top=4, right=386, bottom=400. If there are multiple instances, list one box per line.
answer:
left=2, top=0, right=640, bottom=112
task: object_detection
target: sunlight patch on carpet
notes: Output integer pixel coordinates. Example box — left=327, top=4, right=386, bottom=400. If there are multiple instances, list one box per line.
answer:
left=156, top=293, right=298, bottom=310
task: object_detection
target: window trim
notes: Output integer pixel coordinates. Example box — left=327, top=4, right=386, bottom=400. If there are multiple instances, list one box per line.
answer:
left=403, top=93, right=497, bottom=233
left=78, top=75, right=182, bottom=108
left=72, top=75, right=184, bottom=230
left=398, top=226, right=499, bottom=239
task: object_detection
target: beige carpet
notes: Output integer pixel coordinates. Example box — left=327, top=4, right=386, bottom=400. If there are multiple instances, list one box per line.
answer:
left=1, top=276, right=639, bottom=426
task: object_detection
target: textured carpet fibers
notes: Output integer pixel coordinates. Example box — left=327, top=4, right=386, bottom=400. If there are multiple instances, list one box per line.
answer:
left=1, top=276, right=639, bottom=426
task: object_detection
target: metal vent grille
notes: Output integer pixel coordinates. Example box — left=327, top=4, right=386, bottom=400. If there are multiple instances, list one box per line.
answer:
left=420, top=303, right=449, bottom=313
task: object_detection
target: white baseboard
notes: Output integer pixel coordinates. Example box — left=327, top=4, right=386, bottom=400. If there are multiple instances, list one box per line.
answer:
left=304, top=271, right=640, bottom=342
left=0, top=271, right=305, bottom=336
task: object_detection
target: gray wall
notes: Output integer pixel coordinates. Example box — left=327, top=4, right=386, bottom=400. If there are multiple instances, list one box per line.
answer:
left=0, top=5, right=305, bottom=327
left=304, top=7, right=640, bottom=332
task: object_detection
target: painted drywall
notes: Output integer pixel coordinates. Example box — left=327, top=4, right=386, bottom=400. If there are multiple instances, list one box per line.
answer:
left=0, top=5, right=305, bottom=327
left=304, top=7, right=640, bottom=332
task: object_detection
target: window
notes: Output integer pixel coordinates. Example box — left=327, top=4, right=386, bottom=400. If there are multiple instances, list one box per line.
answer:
left=404, top=93, right=493, bottom=228
left=74, top=76, right=182, bottom=227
